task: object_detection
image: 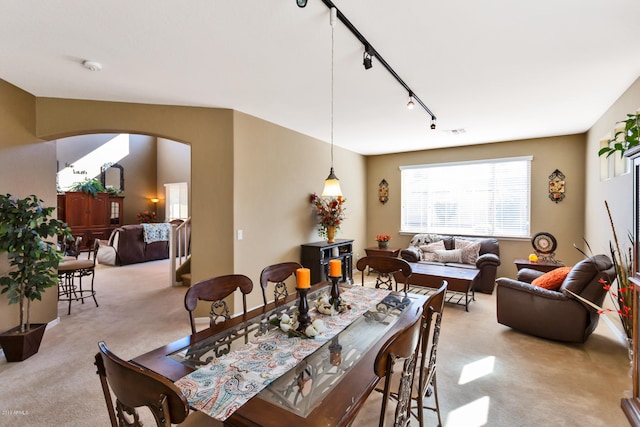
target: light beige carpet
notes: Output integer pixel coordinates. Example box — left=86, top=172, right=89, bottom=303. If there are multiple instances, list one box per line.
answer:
left=0, top=261, right=631, bottom=426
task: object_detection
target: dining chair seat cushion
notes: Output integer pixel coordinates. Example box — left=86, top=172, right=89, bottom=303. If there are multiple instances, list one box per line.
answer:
left=58, top=259, right=94, bottom=272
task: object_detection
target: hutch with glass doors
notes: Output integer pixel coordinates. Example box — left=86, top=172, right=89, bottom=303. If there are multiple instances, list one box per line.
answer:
left=622, top=146, right=640, bottom=425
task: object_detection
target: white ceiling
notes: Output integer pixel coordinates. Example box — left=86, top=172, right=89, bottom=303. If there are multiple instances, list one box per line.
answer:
left=1, top=0, right=640, bottom=155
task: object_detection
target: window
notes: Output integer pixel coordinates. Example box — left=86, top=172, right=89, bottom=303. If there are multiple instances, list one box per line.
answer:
left=164, top=182, right=189, bottom=220
left=400, top=156, right=532, bottom=238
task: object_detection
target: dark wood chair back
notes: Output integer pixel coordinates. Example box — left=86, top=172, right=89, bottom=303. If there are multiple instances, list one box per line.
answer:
left=356, top=256, right=413, bottom=292
left=374, top=305, right=423, bottom=427
left=95, top=341, right=189, bottom=427
left=184, top=274, right=254, bottom=334
left=259, top=262, right=302, bottom=305
left=412, top=280, right=447, bottom=427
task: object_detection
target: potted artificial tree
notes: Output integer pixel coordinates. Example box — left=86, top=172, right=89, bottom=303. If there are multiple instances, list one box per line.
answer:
left=0, top=194, right=71, bottom=362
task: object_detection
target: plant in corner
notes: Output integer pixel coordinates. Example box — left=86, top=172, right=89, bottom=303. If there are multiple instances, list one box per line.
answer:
left=571, top=201, right=633, bottom=342
left=0, top=194, right=72, bottom=362
left=598, top=112, right=640, bottom=158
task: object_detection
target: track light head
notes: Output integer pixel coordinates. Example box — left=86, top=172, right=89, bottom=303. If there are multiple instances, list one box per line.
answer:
left=363, top=45, right=373, bottom=70
left=296, top=0, right=307, bottom=7
left=407, top=93, right=415, bottom=110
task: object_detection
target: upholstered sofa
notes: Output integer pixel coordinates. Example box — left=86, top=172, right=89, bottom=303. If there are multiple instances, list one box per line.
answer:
left=495, top=254, right=615, bottom=343
left=400, top=233, right=501, bottom=294
left=97, top=221, right=188, bottom=266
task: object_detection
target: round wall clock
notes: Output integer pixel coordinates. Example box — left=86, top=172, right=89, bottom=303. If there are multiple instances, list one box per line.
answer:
left=531, top=232, right=557, bottom=255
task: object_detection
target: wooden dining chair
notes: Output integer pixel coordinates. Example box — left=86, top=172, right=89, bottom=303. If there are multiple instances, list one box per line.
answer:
left=411, top=281, right=448, bottom=427
left=259, top=261, right=302, bottom=305
left=356, top=256, right=412, bottom=292
left=95, top=341, right=222, bottom=426
left=374, top=305, right=423, bottom=427
left=184, top=274, right=253, bottom=334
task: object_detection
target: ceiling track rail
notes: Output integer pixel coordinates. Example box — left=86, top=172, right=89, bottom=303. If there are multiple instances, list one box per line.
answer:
left=319, top=0, right=436, bottom=123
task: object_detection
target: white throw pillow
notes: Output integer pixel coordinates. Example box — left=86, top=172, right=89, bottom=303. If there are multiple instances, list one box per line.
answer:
left=433, top=249, right=463, bottom=263
left=454, top=239, right=481, bottom=265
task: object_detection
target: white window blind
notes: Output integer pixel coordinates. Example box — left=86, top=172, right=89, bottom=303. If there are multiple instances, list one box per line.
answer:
left=164, top=182, right=189, bottom=221
left=400, top=156, right=531, bottom=238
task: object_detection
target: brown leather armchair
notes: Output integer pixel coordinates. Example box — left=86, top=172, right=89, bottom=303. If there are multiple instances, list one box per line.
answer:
left=496, top=254, right=615, bottom=343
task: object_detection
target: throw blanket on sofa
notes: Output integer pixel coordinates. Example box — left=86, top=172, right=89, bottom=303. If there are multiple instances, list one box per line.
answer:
left=141, top=223, right=171, bottom=244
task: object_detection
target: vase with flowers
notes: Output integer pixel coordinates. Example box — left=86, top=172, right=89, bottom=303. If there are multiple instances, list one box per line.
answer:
left=137, top=210, right=157, bottom=224
left=310, top=193, right=346, bottom=243
left=376, top=234, right=392, bottom=249
left=571, top=201, right=633, bottom=347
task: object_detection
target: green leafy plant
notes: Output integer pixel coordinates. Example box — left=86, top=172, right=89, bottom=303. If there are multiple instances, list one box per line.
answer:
left=0, top=194, right=72, bottom=333
left=104, top=185, right=123, bottom=196
left=598, top=113, right=640, bottom=158
left=70, top=178, right=105, bottom=197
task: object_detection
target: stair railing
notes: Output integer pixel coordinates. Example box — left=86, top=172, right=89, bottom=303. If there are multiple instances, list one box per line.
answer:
left=170, top=217, right=191, bottom=286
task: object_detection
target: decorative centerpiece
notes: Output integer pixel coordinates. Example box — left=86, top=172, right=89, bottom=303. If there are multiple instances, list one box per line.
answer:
left=316, top=259, right=350, bottom=315
left=310, top=193, right=346, bottom=243
left=376, top=234, right=392, bottom=249
left=275, top=313, right=327, bottom=338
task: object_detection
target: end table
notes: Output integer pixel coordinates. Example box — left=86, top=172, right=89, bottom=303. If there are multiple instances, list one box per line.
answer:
left=514, top=258, right=565, bottom=273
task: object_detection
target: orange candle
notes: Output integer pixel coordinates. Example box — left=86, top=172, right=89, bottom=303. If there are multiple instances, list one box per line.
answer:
left=329, top=259, right=342, bottom=277
left=296, top=268, right=311, bottom=289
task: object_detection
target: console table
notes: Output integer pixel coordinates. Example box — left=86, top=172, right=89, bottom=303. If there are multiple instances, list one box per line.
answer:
left=301, top=239, right=353, bottom=284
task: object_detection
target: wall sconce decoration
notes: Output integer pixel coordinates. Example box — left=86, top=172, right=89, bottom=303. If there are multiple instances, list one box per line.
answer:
left=378, top=179, right=389, bottom=204
left=548, top=169, right=565, bottom=203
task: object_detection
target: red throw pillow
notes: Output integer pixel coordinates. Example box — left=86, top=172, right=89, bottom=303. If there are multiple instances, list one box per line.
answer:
left=531, top=266, right=573, bottom=290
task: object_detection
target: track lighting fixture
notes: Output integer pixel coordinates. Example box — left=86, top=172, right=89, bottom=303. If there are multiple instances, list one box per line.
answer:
left=303, top=0, right=437, bottom=128
left=407, top=92, right=415, bottom=110
left=363, top=45, right=373, bottom=70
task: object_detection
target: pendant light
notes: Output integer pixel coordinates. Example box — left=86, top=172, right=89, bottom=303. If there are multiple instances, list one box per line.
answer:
left=322, top=7, right=343, bottom=198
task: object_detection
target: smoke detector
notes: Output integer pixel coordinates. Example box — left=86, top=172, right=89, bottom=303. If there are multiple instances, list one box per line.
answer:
left=82, top=60, right=102, bottom=71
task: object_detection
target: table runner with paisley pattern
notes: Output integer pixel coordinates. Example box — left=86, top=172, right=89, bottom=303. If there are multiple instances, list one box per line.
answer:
left=175, top=286, right=391, bottom=421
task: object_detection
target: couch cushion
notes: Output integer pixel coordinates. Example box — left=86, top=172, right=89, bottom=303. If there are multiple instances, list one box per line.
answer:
left=433, top=249, right=463, bottom=263
left=454, top=239, right=481, bottom=265
left=532, top=266, right=573, bottom=290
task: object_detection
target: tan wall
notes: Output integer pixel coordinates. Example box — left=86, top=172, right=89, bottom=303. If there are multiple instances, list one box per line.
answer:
left=233, top=111, right=367, bottom=310
left=585, top=76, right=640, bottom=257
left=157, top=138, right=191, bottom=223
left=0, top=80, right=58, bottom=330
left=366, top=134, right=587, bottom=281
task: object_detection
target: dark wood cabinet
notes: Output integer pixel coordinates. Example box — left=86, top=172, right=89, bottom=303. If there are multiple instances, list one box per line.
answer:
left=57, top=192, right=124, bottom=249
left=623, top=147, right=640, bottom=425
left=301, top=239, right=354, bottom=285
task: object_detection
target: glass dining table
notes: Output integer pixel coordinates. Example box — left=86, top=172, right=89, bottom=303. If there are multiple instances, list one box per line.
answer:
left=132, top=282, right=428, bottom=427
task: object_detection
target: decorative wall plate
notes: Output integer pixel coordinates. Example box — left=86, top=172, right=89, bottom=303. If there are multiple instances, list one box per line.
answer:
left=378, top=179, right=389, bottom=204
left=531, top=232, right=557, bottom=255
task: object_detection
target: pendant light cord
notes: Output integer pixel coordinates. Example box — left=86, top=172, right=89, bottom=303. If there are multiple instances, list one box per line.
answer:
left=330, top=7, right=336, bottom=170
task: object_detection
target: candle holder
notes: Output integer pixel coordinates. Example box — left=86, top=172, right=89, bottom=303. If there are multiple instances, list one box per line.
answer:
left=296, top=287, right=312, bottom=333
left=329, top=275, right=342, bottom=309
left=329, top=336, right=342, bottom=366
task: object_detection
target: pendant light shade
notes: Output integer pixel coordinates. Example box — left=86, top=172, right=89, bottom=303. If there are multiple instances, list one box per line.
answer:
left=322, top=167, right=342, bottom=197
